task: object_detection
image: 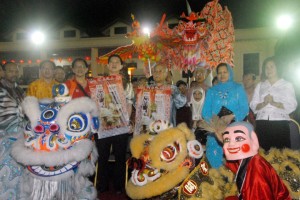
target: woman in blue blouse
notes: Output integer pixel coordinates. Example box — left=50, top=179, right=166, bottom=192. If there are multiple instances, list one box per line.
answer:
left=202, top=63, right=249, bottom=168
left=202, top=63, right=249, bottom=122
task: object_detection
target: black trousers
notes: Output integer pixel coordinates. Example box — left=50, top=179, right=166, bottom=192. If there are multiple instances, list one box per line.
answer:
left=96, top=133, right=129, bottom=192
left=255, top=120, right=290, bottom=151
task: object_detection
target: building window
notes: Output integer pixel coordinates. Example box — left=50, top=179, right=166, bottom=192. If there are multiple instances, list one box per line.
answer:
left=64, top=30, right=76, bottom=38
left=22, top=66, right=40, bottom=85
left=243, top=53, right=259, bottom=75
left=16, top=32, right=27, bottom=40
left=114, top=27, right=127, bottom=34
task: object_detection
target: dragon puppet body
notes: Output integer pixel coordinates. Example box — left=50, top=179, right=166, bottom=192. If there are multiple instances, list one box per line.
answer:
left=9, top=86, right=99, bottom=200
left=99, top=0, right=234, bottom=75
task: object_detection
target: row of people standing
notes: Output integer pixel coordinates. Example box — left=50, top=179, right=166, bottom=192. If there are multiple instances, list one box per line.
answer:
left=26, top=59, right=90, bottom=99
left=0, top=55, right=187, bottom=195
left=0, top=56, right=131, bottom=195
left=0, top=55, right=298, bottom=195
left=0, top=57, right=215, bottom=198
left=175, top=57, right=298, bottom=152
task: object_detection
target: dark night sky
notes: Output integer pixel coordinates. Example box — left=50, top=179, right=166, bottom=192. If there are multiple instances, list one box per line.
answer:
left=0, top=0, right=299, bottom=37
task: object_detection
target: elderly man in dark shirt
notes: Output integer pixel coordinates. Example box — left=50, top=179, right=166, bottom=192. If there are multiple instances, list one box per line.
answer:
left=0, top=62, right=25, bottom=135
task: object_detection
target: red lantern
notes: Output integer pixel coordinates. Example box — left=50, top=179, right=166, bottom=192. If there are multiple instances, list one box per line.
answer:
left=67, top=57, right=72, bottom=63
left=28, top=60, right=32, bottom=64
left=19, top=59, right=24, bottom=64
left=10, top=60, right=15, bottom=63
left=1, top=60, right=6, bottom=65
left=85, top=56, right=91, bottom=61
left=36, top=59, right=41, bottom=64
left=128, top=54, right=132, bottom=59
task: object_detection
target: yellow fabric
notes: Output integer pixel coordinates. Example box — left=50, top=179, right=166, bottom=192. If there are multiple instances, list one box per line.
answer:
left=26, top=79, right=57, bottom=99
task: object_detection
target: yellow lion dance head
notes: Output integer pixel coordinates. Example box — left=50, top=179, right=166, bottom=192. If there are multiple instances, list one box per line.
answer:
left=126, top=121, right=203, bottom=199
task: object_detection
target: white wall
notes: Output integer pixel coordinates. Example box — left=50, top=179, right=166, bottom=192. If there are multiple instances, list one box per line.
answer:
left=233, top=27, right=279, bottom=82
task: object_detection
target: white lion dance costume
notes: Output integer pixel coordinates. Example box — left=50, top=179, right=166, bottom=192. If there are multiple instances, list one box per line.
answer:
left=11, top=92, right=99, bottom=199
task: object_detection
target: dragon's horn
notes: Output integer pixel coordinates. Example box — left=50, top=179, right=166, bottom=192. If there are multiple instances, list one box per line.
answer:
left=186, top=0, right=192, bottom=15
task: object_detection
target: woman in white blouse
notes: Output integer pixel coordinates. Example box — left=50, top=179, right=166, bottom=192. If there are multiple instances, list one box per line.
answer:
left=250, top=57, right=297, bottom=150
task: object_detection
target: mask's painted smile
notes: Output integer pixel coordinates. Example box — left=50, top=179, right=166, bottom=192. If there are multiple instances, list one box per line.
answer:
left=27, top=161, right=80, bottom=177
left=227, top=147, right=240, bottom=154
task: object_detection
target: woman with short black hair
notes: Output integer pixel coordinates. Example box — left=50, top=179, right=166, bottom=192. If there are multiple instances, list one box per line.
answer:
left=250, top=56, right=297, bottom=150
